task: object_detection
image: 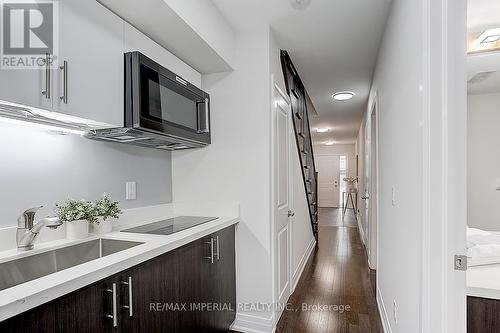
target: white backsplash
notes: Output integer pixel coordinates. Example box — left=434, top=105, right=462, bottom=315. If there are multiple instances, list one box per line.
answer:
left=0, top=202, right=239, bottom=252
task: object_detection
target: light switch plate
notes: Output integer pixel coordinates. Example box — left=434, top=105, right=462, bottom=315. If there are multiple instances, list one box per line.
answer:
left=126, top=181, right=137, bottom=200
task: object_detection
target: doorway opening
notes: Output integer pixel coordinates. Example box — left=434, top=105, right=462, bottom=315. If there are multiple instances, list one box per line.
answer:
left=465, top=1, right=500, bottom=331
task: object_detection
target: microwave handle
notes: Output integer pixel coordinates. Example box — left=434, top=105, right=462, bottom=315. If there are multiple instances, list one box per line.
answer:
left=197, top=98, right=210, bottom=134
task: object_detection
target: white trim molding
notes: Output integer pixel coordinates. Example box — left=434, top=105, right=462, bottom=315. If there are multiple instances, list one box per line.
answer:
left=291, top=237, right=316, bottom=292
left=231, top=312, right=276, bottom=333
left=421, top=0, right=467, bottom=332
left=377, top=287, right=392, bottom=333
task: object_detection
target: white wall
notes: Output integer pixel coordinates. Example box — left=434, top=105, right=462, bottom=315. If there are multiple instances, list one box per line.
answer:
left=0, top=123, right=172, bottom=228
left=468, top=93, right=500, bottom=231
left=366, top=0, right=425, bottom=331
left=172, top=26, right=275, bottom=331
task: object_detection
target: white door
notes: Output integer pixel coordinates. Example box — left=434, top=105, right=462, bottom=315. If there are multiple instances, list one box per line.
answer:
left=57, top=0, right=124, bottom=126
left=317, top=155, right=340, bottom=207
left=273, top=82, right=292, bottom=318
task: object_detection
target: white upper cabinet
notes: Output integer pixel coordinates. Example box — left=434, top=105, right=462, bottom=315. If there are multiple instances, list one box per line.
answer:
left=0, top=60, right=53, bottom=112
left=0, top=0, right=53, bottom=112
left=56, top=0, right=124, bottom=127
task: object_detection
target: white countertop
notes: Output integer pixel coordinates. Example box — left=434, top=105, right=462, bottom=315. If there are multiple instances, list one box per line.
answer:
left=0, top=203, right=239, bottom=321
left=467, top=264, right=500, bottom=300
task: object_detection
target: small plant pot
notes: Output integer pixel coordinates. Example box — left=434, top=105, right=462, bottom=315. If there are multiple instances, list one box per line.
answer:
left=346, top=182, right=356, bottom=192
left=66, top=219, right=89, bottom=239
left=92, top=217, right=115, bottom=234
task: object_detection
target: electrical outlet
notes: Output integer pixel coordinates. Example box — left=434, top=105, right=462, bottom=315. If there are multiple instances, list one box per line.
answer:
left=391, top=186, right=396, bottom=206
left=393, top=299, right=398, bottom=324
left=126, top=181, right=137, bottom=200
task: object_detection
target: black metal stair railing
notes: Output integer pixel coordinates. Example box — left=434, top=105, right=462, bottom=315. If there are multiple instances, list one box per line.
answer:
left=280, top=50, right=319, bottom=240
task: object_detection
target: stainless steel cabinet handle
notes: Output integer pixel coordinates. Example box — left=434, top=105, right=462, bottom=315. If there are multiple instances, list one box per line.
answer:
left=121, top=276, right=133, bottom=317
left=196, top=98, right=210, bottom=134
left=41, top=53, right=51, bottom=99
left=105, top=283, right=118, bottom=327
left=205, top=238, right=214, bottom=263
left=59, top=61, right=68, bottom=104
left=203, top=98, right=210, bottom=133
left=215, top=235, right=220, bottom=260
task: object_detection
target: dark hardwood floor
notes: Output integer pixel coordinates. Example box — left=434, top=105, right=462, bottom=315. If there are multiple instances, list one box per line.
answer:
left=275, top=208, right=383, bottom=333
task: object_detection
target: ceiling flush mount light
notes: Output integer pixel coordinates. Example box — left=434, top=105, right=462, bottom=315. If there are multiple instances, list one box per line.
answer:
left=332, top=91, right=355, bottom=101
left=468, top=28, right=500, bottom=54
left=478, top=28, right=500, bottom=44
left=289, top=0, right=312, bottom=10
left=316, top=128, right=329, bottom=133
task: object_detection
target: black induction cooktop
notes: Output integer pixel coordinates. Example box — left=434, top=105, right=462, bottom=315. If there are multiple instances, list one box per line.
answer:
left=121, top=216, right=218, bottom=235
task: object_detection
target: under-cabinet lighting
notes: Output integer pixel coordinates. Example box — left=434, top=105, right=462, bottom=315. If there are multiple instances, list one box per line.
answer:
left=325, top=141, right=335, bottom=146
left=0, top=116, right=85, bottom=136
left=316, top=128, right=329, bottom=133
left=332, top=91, right=355, bottom=101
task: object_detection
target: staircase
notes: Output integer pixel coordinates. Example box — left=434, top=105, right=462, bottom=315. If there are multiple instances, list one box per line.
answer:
left=280, top=50, right=319, bottom=240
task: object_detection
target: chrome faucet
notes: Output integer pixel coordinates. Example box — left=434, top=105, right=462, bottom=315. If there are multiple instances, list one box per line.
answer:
left=17, top=206, right=62, bottom=251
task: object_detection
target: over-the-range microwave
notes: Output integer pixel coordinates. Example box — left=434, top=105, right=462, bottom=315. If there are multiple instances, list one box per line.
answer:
left=86, top=51, right=211, bottom=150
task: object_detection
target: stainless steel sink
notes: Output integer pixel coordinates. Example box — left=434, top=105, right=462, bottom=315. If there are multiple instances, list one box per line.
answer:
left=0, top=238, right=142, bottom=292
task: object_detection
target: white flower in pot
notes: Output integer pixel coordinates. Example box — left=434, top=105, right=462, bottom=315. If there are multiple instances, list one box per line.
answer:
left=343, top=176, right=358, bottom=193
left=93, top=194, right=122, bottom=234
left=56, top=199, right=96, bottom=240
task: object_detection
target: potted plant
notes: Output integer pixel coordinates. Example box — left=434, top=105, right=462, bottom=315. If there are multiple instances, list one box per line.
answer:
left=93, top=193, right=122, bottom=234
left=56, top=199, right=97, bottom=239
left=343, top=176, right=358, bottom=193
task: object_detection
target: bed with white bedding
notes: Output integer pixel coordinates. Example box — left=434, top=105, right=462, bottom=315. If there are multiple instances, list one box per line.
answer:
left=467, top=227, right=500, bottom=266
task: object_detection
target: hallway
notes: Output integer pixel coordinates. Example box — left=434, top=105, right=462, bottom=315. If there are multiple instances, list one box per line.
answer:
left=276, top=208, right=383, bottom=333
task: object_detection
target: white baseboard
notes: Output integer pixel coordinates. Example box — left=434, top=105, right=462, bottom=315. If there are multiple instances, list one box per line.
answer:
left=376, top=286, right=392, bottom=333
left=291, top=237, right=316, bottom=292
left=230, top=312, right=275, bottom=333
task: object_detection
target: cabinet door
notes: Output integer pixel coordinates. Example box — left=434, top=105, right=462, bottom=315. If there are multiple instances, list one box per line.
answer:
left=0, top=55, right=53, bottom=111
left=55, top=276, right=119, bottom=332
left=175, top=234, right=216, bottom=332
left=121, top=254, right=179, bottom=332
left=0, top=300, right=56, bottom=333
left=57, top=0, right=123, bottom=126
left=213, top=226, right=236, bottom=330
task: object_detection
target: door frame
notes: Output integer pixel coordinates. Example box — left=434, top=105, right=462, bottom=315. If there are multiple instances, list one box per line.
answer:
left=366, top=92, right=379, bottom=271
left=422, top=0, right=467, bottom=332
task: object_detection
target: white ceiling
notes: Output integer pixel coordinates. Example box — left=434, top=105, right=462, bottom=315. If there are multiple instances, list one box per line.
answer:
left=467, top=0, right=500, bottom=95
left=211, top=0, right=393, bottom=144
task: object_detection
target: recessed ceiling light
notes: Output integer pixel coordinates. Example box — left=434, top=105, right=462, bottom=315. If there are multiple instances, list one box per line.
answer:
left=332, top=91, right=355, bottom=101
left=325, top=141, right=335, bottom=146
left=289, top=0, right=312, bottom=10
left=316, top=128, right=329, bottom=133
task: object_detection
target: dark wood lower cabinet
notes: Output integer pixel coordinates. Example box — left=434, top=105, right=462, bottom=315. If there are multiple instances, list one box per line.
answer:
left=467, top=296, right=500, bottom=333
left=0, top=225, right=236, bottom=333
